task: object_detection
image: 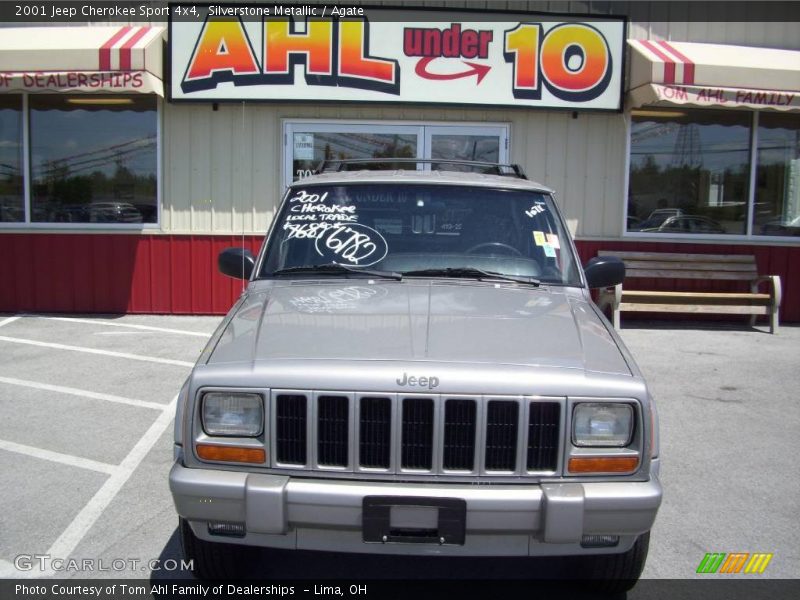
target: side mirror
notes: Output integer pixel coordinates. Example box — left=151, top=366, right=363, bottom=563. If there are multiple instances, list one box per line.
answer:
left=218, top=247, right=255, bottom=280
left=584, top=256, right=625, bottom=289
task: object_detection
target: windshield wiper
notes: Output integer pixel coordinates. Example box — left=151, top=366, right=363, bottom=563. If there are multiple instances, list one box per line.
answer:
left=402, top=267, right=540, bottom=286
left=270, top=263, right=402, bottom=280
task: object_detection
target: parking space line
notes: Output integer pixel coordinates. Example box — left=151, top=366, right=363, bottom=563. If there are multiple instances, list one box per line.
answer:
left=0, top=315, right=21, bottom=328
left=0, top=439, right=117, bottom=475
left=39, top=316, right=212, bottom=338
left=44, top=395, right=178, bottom=572
left=95, top=332, right=159, bottom=335
left=0, top=336, right=195, bottom=368
left=0, top=376, right=167, bottom=411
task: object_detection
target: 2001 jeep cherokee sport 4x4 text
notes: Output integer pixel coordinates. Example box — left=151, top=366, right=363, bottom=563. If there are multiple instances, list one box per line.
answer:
left=169, top=161, right=661, bottom=589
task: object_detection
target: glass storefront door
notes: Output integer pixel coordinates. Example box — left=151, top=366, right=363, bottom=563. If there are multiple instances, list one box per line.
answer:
left=426, top=126, right=503, bottom=167
left=284, top=122, right=508, bottom=187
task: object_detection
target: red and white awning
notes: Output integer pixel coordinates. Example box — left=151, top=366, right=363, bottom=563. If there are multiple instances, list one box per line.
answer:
left=628, top=40, right=800, bottom=112
left=0, top=26, right=164, bottom=96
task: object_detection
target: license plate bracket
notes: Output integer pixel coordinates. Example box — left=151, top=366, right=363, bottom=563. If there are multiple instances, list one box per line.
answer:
left=362, top=496, right=466, bottom=545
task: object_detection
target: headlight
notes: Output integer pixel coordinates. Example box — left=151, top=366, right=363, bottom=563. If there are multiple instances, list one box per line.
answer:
left=572, top=403, right=633, bottom=447
left=202, top=392, right=263, bottom=437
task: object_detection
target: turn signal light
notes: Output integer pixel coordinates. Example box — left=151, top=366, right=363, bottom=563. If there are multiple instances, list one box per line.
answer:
left=568, top=456, right=639, bottom=473
left=196, top=444, right=265, bottom=464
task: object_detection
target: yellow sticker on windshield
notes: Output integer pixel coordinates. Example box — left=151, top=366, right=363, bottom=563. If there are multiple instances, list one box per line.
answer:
left=533, top=231, right=546, bottom=246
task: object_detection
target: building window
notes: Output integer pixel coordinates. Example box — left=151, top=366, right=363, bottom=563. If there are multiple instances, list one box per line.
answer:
left=0, top=95, right=23, bottom=223
left=284, top=122, right=508, bottom=188
left=429, top=134, right=500, bottom=164
left=292, top=131, right=419, bottom=182
left=29, top=95, right=157, bottom=224
left=628, top=108, right=800, bottom=239
left=754, top=112, right=800, bottom=237
left=628, top=108, right=751, bottom=236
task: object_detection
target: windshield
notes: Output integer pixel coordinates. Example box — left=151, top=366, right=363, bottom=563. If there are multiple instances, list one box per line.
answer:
left=259, top=183, right=581, bottom=286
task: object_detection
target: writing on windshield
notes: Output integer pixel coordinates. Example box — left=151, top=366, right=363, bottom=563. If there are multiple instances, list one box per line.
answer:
left=261, top=184, right=579, bottom=285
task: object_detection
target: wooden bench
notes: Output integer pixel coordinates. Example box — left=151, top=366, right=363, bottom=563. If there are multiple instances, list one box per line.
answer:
left=596, top=251, right=782, bottom=334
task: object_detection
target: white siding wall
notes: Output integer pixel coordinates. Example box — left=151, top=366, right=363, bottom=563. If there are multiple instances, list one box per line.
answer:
left=163, top=102, right=281, bottom=234
left=162, top=103, right=628, bottom=238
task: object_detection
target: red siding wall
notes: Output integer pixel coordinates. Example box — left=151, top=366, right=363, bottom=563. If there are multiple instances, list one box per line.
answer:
left=0, top=234, right=261, bottom=315
left=0, top=234, right=798, bottom=321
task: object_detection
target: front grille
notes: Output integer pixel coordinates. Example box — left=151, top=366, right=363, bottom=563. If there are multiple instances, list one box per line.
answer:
left=527, top=402, right=561, bottom=471
left=443, top=399, right=476, bottom=470
left=270, top=391, right=562, bottom=477
left=359, top=397, right=392, bottom=469
left=317, top=395, right=349, bottom=467
left=275, top=394, right=307, bottom=464
left=485, top=400, right=519, bottom=471
left=401, top=398, right=435, bottom=469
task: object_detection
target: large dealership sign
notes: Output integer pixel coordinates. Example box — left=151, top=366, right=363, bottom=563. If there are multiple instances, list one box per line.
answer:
left=169, top=5, right=625, bottom=110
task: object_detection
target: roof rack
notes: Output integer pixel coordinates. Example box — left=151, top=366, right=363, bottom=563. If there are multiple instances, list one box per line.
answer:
left=315, top=158, right=527, bottom=179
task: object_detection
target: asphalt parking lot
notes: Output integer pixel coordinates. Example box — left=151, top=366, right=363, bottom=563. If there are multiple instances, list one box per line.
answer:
left=0, top=314, right=212, bottom=581
left=0, top=313, right=797, bottom=587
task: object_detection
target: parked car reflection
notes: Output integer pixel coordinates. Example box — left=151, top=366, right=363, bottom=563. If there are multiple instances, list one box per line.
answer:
left=0, top=198, right=24, bottom=222
left=87, top=201, right=143, bottom=223
left=53, top=205, right=89, bottom=222
left=640, top=215, right=726, bottom=234
left=629, top=208, right=684, bottom=231
left=761, top=214, right=800, bottom=236
left=626, top=215, right=642, bottom=230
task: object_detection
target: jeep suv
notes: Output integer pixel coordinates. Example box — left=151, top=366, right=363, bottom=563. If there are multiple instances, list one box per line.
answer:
left=169, top=161, right=661, bottom=589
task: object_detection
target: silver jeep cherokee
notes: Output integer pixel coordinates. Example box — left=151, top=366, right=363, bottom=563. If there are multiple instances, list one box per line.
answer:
left=169, top=160, right=661, bottom=588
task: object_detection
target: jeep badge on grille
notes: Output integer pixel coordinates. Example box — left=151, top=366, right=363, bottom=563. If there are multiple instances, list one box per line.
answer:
left=396, top=373, right=440, bottom=389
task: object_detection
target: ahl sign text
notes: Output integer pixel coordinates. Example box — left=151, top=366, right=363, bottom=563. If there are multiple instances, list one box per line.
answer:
left=169, top=5, right=625, bottom=110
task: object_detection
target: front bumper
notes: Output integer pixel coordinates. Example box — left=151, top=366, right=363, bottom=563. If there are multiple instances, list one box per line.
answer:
left=170, top=459, right=661, bottom=557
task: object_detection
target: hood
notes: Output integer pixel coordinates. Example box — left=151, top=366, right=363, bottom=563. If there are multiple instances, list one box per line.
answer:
left=207, top=280, right=631, bottom=376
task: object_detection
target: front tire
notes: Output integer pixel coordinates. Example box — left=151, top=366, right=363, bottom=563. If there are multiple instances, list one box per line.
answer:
left=179, top=518, right=254, bottom=580
left=580, top=531, right=650, bottom=593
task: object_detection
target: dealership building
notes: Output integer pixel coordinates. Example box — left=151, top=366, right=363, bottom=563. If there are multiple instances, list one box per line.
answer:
left=0, top=1, right=798, bottom=321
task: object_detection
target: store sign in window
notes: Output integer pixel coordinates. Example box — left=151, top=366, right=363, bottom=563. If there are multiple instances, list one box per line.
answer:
left=169, top=6, right=624, bottom=110
left=293, top=133, right=315, bottom=161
